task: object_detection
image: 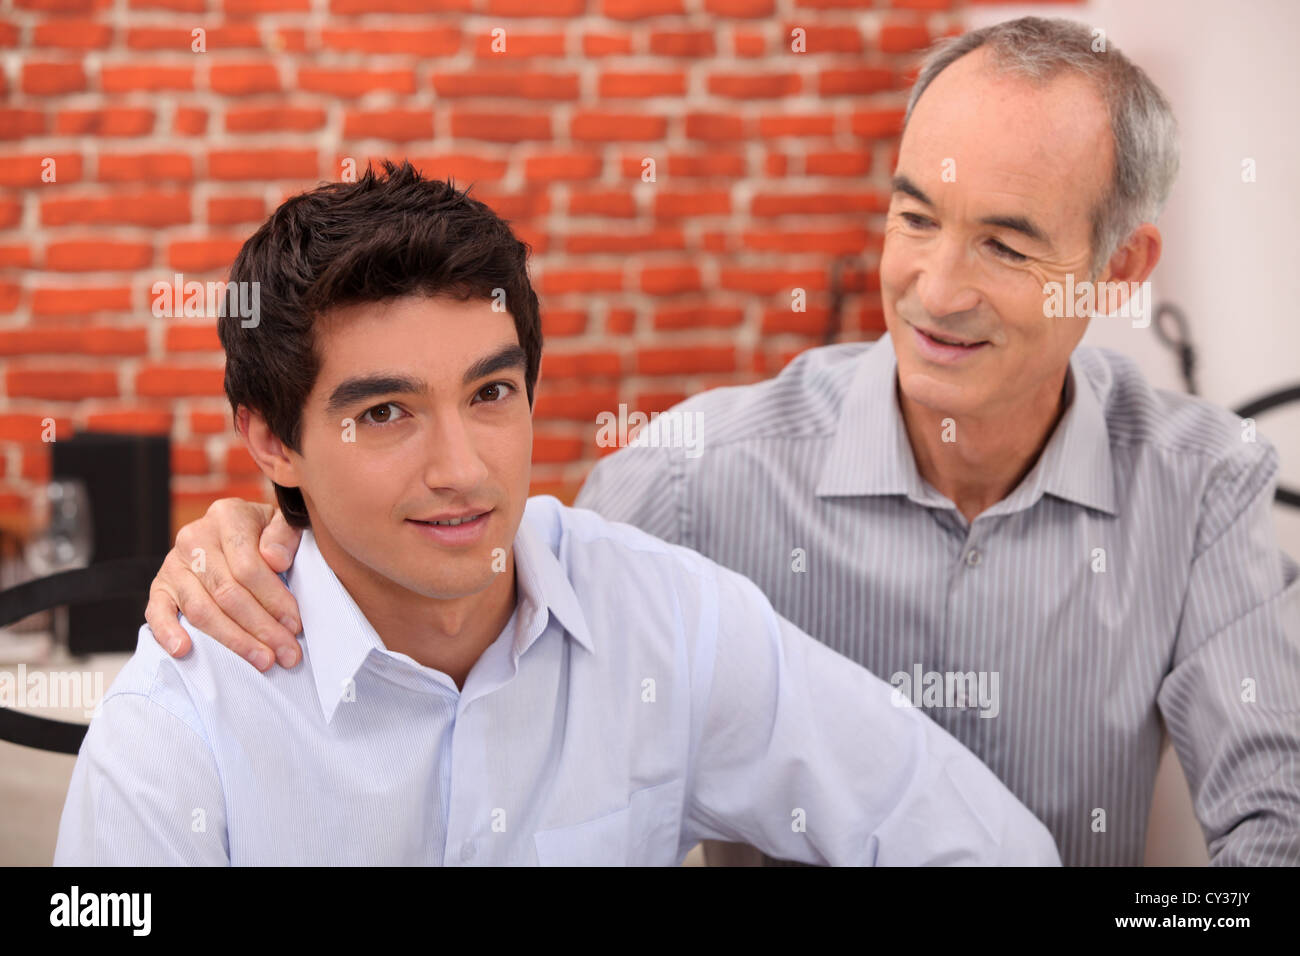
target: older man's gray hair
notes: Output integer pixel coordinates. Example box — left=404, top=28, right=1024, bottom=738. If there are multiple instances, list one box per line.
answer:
left=903, top=16, right=1181, bottom=280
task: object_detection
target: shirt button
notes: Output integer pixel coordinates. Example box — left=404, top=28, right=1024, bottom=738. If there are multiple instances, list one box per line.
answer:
left=965, top=548, right=982, bottom=567
left=460, top=840, right=476, bottom=862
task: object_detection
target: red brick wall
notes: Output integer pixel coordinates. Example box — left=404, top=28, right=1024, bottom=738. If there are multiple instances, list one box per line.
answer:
left=0, top=0, right=1078, bottom=535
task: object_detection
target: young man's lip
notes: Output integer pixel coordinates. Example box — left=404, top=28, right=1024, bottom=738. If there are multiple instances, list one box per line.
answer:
left=409, top=509, right=492, bottom=523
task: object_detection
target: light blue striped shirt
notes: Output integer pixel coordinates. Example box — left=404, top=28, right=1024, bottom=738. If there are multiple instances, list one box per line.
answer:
left=54, top=494, right=1060, bottom=866
left=576, top=333, right=1300, bottom=866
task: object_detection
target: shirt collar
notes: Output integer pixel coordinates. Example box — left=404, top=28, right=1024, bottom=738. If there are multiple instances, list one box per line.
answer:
left=815, top=332, right=1117, bottom=516
left=287, top=504, right=595, bottom=723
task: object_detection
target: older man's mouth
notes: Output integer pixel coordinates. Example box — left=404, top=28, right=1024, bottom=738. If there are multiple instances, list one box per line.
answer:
left=910, top=323, right=990, bottom=362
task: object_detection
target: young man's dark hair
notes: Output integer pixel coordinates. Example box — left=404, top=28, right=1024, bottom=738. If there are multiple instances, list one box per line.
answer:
left=217, top=158, right=543, bottom=528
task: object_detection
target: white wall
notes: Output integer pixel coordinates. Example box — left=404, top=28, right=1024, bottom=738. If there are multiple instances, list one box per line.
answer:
left=967, top=0, right=1300, bottom=561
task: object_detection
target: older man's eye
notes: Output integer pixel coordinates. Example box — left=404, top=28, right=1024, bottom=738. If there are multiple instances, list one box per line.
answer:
left=989, top=239, right=1028, bottom=262
left=900, top=212, right=932, bottom=228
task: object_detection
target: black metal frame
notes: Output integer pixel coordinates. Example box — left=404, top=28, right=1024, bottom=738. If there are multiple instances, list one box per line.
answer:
left=0, top=556, right=163, bottom=754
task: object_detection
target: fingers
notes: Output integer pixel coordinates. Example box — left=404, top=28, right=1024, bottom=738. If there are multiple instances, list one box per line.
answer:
left=259, top=509, right=303, bottom=574
left=167, top=550, right=282, bottom=670
left=144, top=583, right=190, bottom=657
left=165, top=498, right=303, bottom=669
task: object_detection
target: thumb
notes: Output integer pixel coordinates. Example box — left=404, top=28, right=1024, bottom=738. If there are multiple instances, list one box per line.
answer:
left=259, top=509, right=303, bottom=573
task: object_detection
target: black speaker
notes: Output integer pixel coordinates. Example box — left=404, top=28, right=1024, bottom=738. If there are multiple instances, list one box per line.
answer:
left=50, top=431, right=171, bottom=655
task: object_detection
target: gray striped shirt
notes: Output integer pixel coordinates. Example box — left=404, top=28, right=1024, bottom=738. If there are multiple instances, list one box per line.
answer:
left=575, top=332, right=1300, bottom=866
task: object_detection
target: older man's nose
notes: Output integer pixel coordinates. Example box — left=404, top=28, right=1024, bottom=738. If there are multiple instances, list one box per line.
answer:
left=914, top=238, right=981, bottom=318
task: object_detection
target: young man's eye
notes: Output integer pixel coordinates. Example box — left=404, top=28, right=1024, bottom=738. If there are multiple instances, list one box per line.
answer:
left=988, top=239, right=1028, bottom=263
left=474, top=381, right=517, bottom=404
left=359, top=402, right=407, bottom=426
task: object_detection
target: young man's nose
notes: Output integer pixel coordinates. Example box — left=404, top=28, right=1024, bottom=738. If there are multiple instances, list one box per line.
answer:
left=421, top=411, right=491, bottom=491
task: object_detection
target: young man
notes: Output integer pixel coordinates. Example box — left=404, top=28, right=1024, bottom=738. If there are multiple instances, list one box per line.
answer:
left=55, top=160, right=1059, bottom=866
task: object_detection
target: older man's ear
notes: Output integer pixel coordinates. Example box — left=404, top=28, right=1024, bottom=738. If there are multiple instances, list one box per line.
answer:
left=1098, top=223, right=1163, bottom=289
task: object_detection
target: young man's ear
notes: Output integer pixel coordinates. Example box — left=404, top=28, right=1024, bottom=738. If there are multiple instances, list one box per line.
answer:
left=236, top=405, right=302, bottom=489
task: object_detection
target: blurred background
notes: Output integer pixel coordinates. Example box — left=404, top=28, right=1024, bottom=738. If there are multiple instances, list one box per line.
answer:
left=0, top=0, right=1295, bottom=865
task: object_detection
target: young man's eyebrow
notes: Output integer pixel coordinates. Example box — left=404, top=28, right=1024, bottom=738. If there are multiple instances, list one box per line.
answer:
left=323, top=344, right=528, bottom=416
left=891, top=173, right=1052, bottom=246
left=463, top=343, right=527, bottom=385
left=325, top=373, right=426, bottom=416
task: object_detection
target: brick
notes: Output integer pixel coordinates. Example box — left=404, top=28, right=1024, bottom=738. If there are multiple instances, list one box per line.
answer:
left=524, top=152, right=603, bottom=182
left=570, top=111, right=667, bottom=142
left=850, top=108, right=906, bottom=138
left=878, top=22, right=931, bottom=53
left=165, top=322, right=221, bottom=351
left=0, top=109, right=47, bottom=139
left=565, top=228, right=684, bottom=254
left=719, top=267, right=827, bottom=295
left=534, top=386, right=620, bottom=421
left=224, top=444, right=261, bottom=476
left=190, top=408, right=232, bottom=434
left=97, top=152, right=193, bottom=182
left=639, top=265, right=702, bottom=295
left=31, top=286, right=132, bottom=315
left=582, top=32, right=633, bottom=57
left=136, top=364, right=226, bottom=397
left=531, top=434, right=584, bottom=463
left=172, top=443, right=209, bottom=475
left=449, top=110, right=552, bottom=142
left=41, top=190, right=191, bottom=227
left=167, top=239, right=244, bottom=272
left=0, top=414, right=73, bottom=443
left=208, top=149, right=318, bottom=180
left=83, top=408, right=173, bottom=433
left=750, top=190, right=888, bottom=216
left=297, top=67, right=415, bottom=97
left=47, top=240, right=153, bottom=271
left=704, top=0, right=773, bottom=14
left=741, top=227, right=872, bottom=255
left=0, top=153, right=83, bottom=186
left=684, top=112, right=747, bottom=141
left=653, top=189, right=731, bottom=218
left=636, top=346, right=735, bottom=375
left=406, top=153, right=509, bottom=182
left=100, top=65, right=192, bottom=92
left=432, top=70, right=579, bottom=99
left=805, top=149, right=873, bottom=177
left=782, top=24, right=864, bottom=52
left=33, top=19, right=112, bottom=49
left=322, top=27, right=460, bottom=55
left=208, top=196, right=265, bottom=225
left=174, top=107, right=207, bottom=135
left=707, top=72, right=800, bottom=98
left=22, top=62, right=86, bottom=94
left=567, top=189, right=636, bottom=218
left=472, top=31, right=564, bottom=57
left=210, top=63, right=280, bottom=95
left=225, top=107, right=325, bottom=133
left=55, top=107, right=154, bottom=136
left=6, top=367, right=118, bottom=399
left=0, top=326, right=148, bottom=355
left=601, top=0, right=685, bottom=17
left=537, top=269, right=623, bottom=295
left=653, top=306, right=744, bottom=330
left=818, top=67, right=895, bottom=95
left=598, top=72, right=687, bottom=97
left=649, top=30, right=716, bottom=57
left=343, top=109, right=434, bottom=142
left=540, top=350, right=621, bottom=380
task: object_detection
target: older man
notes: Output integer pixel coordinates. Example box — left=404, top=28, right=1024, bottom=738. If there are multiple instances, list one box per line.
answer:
left=145, top=17, right=1300, bottom=865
